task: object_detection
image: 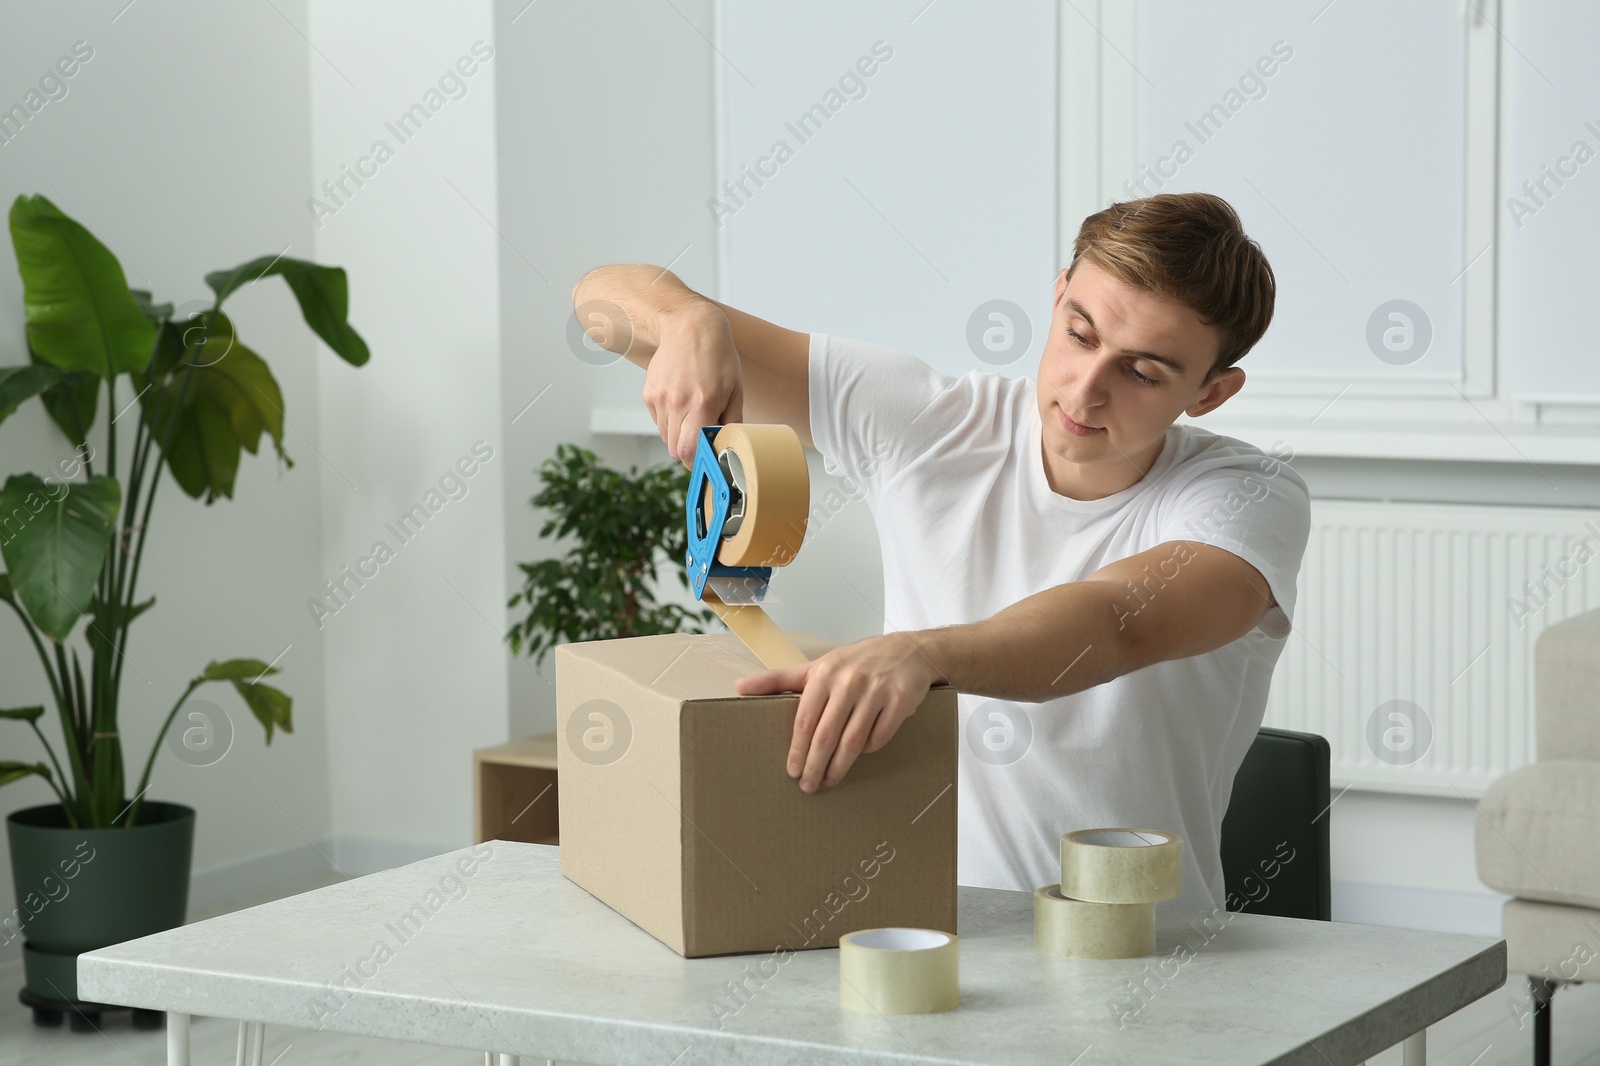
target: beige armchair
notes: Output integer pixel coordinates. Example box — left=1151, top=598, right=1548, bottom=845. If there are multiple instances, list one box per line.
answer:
left=1476, top=606, right=1600, bottom=1066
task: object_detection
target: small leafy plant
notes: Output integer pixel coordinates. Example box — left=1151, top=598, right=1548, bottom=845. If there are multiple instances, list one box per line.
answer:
left=0, top=194, right=369, bottom=828
left=507, top=444, right=715, bottom=663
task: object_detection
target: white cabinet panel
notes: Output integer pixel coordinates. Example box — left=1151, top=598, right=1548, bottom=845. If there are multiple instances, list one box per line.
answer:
left=718, top=0, right=1057, bottom=379
left=1135, top=1, right=1470, bottom=384
left=1503, top=1, right=1600, bottom=403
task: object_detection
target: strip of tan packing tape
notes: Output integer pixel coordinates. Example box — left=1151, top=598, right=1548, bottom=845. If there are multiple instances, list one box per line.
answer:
left=838, top=928, right=960, bottom=1014
left=1033, top=886, right=1155, bottom=959
left=702, top=587, right=809, bottom=670
left=699, top=424, right=811, bottom=670
left=1059, top=828, right=1184, bottom=905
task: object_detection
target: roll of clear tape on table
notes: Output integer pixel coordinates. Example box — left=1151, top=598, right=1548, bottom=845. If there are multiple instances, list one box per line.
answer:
left=685, top=423, right=811, bottom=670
left=1033, top=885, right=1155, bottom=959
left=838, top=928, right=960, bottom=1015
left=1058, top=828, right=1184, bottom=905
left=1032, top=828, right=1183, bottom=960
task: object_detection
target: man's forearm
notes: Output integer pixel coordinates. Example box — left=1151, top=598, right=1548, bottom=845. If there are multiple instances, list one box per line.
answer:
left=570, top=264, right=724, bottom=368
left=910, top=581, right=1142, bottom=703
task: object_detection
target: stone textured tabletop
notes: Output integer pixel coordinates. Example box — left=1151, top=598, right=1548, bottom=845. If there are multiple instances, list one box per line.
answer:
left=78, top=841, right=1505, bottom=1065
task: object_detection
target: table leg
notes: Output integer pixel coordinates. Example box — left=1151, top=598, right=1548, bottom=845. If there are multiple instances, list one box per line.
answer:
left=167, top=1012, right=190, bottom=1066
left=1532, top=976, right=1556, bottom=1066
left=1402, top=1028, right=1426, bottom=1065
left=236, top=1021, right=249, bottom=1065
left=251, top=1020, right=266, bottom=1066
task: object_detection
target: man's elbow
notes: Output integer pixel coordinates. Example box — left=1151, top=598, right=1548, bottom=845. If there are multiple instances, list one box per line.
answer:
left=1109, top=601, right=1265, bottom=679
left=571, top=264, right=605, bottom=307
left=1096, top=582, right=1158, bottom=681
left=1111, top=627, right=1156, bottom=681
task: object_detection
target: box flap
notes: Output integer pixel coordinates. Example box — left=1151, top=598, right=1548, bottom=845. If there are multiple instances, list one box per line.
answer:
left=556, top=631, right=840, bottom=701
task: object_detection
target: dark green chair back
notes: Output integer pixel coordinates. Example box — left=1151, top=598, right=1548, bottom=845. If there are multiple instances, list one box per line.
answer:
left=1220, top=726, right=1332, bottom=921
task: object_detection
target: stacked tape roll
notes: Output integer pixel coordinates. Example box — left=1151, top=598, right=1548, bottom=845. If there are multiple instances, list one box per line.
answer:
left=1034, top=828, right=1183, bottom=960
left=1033, top=886, right=1154, bottom=959
left=697, top=424, right=811, bottom=670
left=838, top=928, right=960, bottom=1014
left=1059, top=828, right=1184, bottom=905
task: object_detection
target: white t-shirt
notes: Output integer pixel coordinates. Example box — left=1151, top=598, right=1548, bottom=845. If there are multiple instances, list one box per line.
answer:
left=806, top=332, right=1313, bottom=913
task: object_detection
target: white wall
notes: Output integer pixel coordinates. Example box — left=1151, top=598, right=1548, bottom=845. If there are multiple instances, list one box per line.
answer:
left=716, top=1, right=1058, bottom=379
left=305, top=0, right=508, bottom=859
left=0, top=0, right=332, bottom=961
left=495, top=0, right=722, bottom=741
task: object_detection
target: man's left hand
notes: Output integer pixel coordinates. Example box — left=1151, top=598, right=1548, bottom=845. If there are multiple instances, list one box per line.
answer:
left=733, top=633, right=943, bottom=793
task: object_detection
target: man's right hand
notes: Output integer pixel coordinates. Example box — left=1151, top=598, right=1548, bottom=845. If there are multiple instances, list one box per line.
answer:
left=571, top=264, right=812, bottom=457
left=642, top=303, right=745, bottom=465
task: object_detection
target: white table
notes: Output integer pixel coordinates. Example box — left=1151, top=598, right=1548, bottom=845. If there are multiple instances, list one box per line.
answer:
left=78, top=841, right=1505, bottom=1066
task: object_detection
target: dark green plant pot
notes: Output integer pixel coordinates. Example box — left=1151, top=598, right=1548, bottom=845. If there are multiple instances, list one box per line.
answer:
left=6, top=801, right=194, bottom=1003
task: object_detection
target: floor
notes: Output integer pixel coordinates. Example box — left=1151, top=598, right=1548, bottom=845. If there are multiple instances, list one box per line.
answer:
left=2, top=875, right=1597, bottom=1066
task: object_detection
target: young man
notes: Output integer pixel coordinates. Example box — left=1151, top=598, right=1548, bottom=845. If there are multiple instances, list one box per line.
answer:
left=573, top=191, right=1311, bottom=913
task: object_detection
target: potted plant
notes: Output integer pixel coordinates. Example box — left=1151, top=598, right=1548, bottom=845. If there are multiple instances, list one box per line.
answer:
left=507, top=443, right=715, bottom=663
left=0, top=194, right=368, bottom=1025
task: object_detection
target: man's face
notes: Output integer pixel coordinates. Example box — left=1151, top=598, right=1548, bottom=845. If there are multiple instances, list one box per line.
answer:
left=1035, top=258, right=1244, bottom=495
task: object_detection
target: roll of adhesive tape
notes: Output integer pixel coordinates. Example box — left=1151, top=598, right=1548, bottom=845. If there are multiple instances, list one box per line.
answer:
left=1033, top=885, right=1155, bottom=959
left=698, top=423, right=812, bottom=670
left=709, top=423, right=809, bottom=568
left=839, top=928, right=959, bottom=1015
left=1059, top=828, right=1184, bottom=905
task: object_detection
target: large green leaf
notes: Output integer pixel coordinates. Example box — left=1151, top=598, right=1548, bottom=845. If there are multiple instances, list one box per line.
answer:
left=0, top=474, right=120, bottom=640
left=148, top=316, right=190, bottom=378
left=205, top=255, right=369, bottom=366
left=0, top=761, right=52, bottom=789
left=34, top=361, right=98, bottom=449
left=204, top=659, right=290, bottom=743
left=142, top=313, right=291, bottom=503
left=0, top=365, right=65, bottom=426
left=9, top=195, right=155, bottom=379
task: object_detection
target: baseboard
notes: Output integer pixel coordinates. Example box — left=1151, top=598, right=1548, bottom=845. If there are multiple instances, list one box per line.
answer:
left=1333, top=879, right=1510, bottom=937
left=0, top=834, right=458, bottom=970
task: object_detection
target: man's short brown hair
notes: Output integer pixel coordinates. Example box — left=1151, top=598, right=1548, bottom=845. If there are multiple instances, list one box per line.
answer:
left=1068, top=192, right=1275, bottom=382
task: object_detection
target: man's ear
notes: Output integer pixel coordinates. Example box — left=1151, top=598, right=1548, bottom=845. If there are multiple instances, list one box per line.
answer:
left=1187, top=366, right=1246, bottom=418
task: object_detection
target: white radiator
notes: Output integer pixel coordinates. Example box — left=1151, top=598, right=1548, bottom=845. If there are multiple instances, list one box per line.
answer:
left=1263, top=499, right=1600, bottom=796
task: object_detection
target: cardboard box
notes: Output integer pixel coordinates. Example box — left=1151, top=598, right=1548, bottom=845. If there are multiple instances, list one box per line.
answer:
left=555, top=631, right=957, bottom=958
